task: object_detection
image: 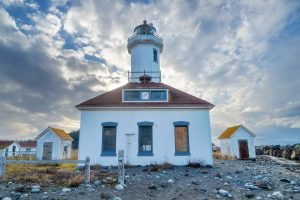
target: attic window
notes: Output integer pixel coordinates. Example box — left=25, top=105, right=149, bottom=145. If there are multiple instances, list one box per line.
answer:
left=123, top=89, right=168, bottom=102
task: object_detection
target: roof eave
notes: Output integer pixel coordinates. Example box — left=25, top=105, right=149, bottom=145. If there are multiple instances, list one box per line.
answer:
left=75, top=105, right=214, bottom=110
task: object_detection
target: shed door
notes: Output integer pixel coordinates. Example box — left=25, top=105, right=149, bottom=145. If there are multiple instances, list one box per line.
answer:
left=43, top=142, right=53, bottom=160
left=238, top=140, right=249, bottom=159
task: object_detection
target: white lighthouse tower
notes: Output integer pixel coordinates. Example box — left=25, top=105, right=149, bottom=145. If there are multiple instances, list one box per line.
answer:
left=127, top=20, right=163, bottom=83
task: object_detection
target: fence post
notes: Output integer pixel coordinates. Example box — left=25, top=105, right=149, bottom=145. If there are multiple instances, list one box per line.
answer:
left=84, top=157, right=90, bottom=184
left=0, top=156, right=5, bottom=176
left=118, top=150, right=125, bottom=185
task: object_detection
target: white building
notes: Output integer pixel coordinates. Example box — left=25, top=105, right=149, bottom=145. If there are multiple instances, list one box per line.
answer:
left=35, top=127, right=73, bottom=160
left=0, top=141, right=36, bottom=157
left=219, top=125, right=256, bottom=159
left=76, top=21, right=214, bottom=166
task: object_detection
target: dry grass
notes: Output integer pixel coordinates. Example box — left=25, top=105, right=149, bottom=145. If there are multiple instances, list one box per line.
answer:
left=143, top=162, right=174, bottom=172
left=6, top=155, right=36, bottom=160
left=213, top=151, right=235, bottom=160
left=71, top=149, right=78, bottom=160
left=1, top=163, right=116, bottom=187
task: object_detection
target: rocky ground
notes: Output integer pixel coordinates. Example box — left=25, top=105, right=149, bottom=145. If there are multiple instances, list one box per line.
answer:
left=0, top=156, right=299, bottom=200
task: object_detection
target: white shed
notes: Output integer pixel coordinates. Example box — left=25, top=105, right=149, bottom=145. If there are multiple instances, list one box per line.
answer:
left=219, top=125, right=256, bottom=159
left=35, top=127, right=73, bottom=160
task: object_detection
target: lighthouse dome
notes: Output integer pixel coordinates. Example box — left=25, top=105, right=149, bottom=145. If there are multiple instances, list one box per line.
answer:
left=134, top=20, right=156, bottom=34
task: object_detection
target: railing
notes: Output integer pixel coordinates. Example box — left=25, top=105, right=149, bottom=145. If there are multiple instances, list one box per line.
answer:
left=128, top=70, right=161, bottom=82
left=1, top=151, right=37, bottom=159
left=128, top=33, right=163, bottom=41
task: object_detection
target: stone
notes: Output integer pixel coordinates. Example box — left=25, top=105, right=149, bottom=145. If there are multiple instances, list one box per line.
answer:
left=218, top=189, right=229, bottom=197
left=148, top=185, right=157, bottom=190
left=93, top=181, right=101, bottom=186
left=31, top=188, right=40, bottom=193
left=113, top=197, right=122, bottom=200
left=191, top=181, right=200, bottom=185
left=2, top=198, right=12, bottom=200
left=167, top=179, right=174, bottom=183
left=244, top=183, right=259, bottom=190
left=254, top=175, right=263, bottom=180
left=245, top=193, right=255, bottom=198
left=215, top=173, right=222, bottom=178
left=290, top=181, right=297, bottom=185
left=101, top=192, right=113, bottom=199
left=62, top=188, right=71, bottom=192
left=85, top=184, right=92, bottom=188
left=155, top=175, right=160, bottom=179
left=255, top=180, right=271, bottom=190
left=267, top=194, right=272, bottom=198
left=115, top=184, right=124, bottom=191
left=31, top=185, right=40, bottom=189
left=255, top=197, right=262, bottom=200
left=272, top=191, right=284, bottom=200
left=223, top=182, right=229, bottom=186
left=280, top=178, right=290, bottom=183
left=228, top=193, right=233, bottom=198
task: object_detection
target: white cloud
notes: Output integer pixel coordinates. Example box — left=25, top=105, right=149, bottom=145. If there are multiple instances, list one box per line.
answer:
left=0, top=0, right=299, bottom=145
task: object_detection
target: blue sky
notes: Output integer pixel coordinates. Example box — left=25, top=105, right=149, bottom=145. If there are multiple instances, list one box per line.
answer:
left=0, top=0, right=299, bottom=146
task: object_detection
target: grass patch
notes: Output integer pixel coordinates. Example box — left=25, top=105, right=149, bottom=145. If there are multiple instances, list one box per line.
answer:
left=213, top=152, right=235, bottom=160
left=143, top=162, right=174, bottom=172
left=1, top=163, right=116, bottom=187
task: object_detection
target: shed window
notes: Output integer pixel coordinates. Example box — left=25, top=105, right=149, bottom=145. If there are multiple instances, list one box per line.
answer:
left=153, top=48, right=158, bottom=62
left=174, top=121, right=190, bottom=156
left=101, top=122, right=118, bottom=156
left=26, top=148, right=31, bottom=152
left=138, top=122, right=153, bottom=156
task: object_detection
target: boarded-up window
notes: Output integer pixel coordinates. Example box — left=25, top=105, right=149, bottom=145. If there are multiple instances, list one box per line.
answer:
left=175, top=126, right=189, bottom=153
left=102, top=127, right=116, bottom=153
left=139, top=126, right=152, bottom=153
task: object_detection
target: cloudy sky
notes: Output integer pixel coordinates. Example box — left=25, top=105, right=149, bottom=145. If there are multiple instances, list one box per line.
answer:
left=0, top=0, right=299, bottom=145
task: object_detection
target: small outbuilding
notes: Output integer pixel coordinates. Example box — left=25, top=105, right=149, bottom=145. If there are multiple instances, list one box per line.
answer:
left=36, top=127, right=73, bottom=160
left=218, top=125, right=256, bottom=159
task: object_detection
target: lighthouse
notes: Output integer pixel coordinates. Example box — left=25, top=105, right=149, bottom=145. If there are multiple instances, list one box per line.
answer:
left=127, top=20, right=163, bottom=83
left=76, top=21, right=214, bottom=167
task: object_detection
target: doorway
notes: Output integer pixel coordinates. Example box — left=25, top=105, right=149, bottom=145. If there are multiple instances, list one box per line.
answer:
left=42, top=142, right=53, bottom=160
left=238, top=140, right=249, bottom=159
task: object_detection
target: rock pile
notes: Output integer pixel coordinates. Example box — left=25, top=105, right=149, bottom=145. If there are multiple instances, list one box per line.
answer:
left=256, top=144, right=300, bottom=160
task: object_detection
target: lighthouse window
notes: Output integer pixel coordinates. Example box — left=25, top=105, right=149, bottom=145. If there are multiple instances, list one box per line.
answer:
left=123, top=89, right=168, bottom=102
left=150, top=91, right=166, bottom=100
left=153, top=48, right=158, bottom=63
left=174, top=121, right=190, bottom=156
left=138, top=122, right=154, bottom=156
left=101, top=122, right=118, bottom=156
left=124, top=91, right=140, bottom=101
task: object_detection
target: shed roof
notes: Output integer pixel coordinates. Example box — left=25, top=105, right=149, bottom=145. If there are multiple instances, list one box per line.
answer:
left=49, top=127, right=73, bottom=141
left=36, top=127, right=73, bottom=141
left=218, top=125, right=255, bottom=139
left=76, top=82, right=214, bottom=109
left=18, top=141, right=37, bottom=148
left=0, top=141, right=14, bottom=150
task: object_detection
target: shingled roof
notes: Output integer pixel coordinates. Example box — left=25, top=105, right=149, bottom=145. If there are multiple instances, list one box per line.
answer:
left=76, top=82, right=214, bottom=109
left=36, top=127, right=73, bottom=141
left=49, top=127, right=73, bottom=141
left=18, top=141, right=37, bottom=148
left=218, top=125, right=256, bottom=139
left=0, top=140, right=14, bottom=150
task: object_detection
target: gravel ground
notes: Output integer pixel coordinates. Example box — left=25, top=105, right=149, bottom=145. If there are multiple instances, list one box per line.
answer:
left=1, top=156, right=300, bottom=200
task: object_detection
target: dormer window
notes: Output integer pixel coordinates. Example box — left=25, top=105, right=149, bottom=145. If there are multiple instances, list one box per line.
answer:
left=123, top=89, right=168, bottom=102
